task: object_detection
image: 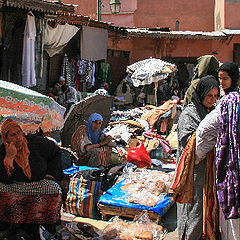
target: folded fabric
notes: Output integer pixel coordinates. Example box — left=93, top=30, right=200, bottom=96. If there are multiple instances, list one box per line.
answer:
left=141, top=99, right=177, bottom=126
left=169, top=132, right=196, bottom=203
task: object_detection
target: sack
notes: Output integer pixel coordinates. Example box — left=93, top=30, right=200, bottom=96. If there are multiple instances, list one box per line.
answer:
left=126, top=142, right=151, bottom=168
left=100, top=163, right=127, bottom=192
left=65, top=169, right=102, bottom=219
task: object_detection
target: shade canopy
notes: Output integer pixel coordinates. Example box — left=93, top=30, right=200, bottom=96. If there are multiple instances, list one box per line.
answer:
left=0, top=80, right=65, bottom=133
left=126, top=58, right=177, bottom=87
left=61, top=94, right=112, bottom=147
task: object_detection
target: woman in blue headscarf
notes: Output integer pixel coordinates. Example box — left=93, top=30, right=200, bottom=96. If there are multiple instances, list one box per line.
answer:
left=71, top=113, right=123, bottom=167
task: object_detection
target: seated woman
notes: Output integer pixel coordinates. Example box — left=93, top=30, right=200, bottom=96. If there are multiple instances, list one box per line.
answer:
left=71, top=113, right=124, bottom=167
left=0, top=119, right=63, bottom=237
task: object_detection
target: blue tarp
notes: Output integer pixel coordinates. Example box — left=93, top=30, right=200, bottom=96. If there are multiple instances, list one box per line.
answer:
left=99, top=178, right=172, bottom=216
left=63, top=165, right=99, bottom=175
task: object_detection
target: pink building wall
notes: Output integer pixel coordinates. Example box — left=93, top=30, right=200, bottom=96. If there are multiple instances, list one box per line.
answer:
left=108, top=34, right=237, bottom=64
left=62, top=0, right=215, bottom=31
left=225, top=0, right=240, bottom=29
left=101, top=0, right=215, bottom=31
left=60, top=0, right=240, bottom=64
left=61, top=0, right=97, bottom=19
left=133, top=0, right=215, bottom=31
left=101, top=0, right=137, bottom=27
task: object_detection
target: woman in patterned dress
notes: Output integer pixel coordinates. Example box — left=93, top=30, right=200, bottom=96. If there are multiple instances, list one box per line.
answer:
left=71, top=113, right=124, bottom=167
left=0, top=118, right=64, bottom=238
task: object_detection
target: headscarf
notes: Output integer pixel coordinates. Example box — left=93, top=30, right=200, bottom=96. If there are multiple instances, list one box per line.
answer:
left=87, top=113, right=103, bottom=144
left=192, top=75, right=220, bottom=120
left=218, top=62, right=239, bottom=94
left=1, top=119, right=31, bottom=179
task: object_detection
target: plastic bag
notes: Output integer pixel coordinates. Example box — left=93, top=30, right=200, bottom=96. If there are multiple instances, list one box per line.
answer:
left=126, top=142, right=151, bottom=168
left=100, top=212, right=164, bottom=240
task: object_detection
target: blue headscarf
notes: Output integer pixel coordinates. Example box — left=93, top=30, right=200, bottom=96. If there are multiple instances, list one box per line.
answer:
left=87, top=113, right=103, bottom=144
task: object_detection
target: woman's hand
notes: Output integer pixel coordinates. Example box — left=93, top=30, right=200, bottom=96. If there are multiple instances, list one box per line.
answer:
left=85, top=143, right=101, bottom=151
left=116, top=147, right=125, bottom=158
left=99, top=135, right=112, bottom=146
left=4, top=142, right=17, bottom=168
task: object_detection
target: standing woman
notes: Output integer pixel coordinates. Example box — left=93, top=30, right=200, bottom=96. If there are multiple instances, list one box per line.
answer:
left=195, top=62, right=240, bottom=240
left=218, top=62, right=239, bottom=95
left=173, top=75, right=220, bottom=240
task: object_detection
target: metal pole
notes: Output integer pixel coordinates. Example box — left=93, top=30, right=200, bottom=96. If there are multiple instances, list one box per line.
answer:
left=97, top=0, right=101, bottom=21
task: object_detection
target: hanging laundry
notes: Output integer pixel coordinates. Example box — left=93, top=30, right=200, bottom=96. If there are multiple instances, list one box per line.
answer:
left=22, top=12, right=36, bottom=88
left=90, top=62, right=96, bottom=88
left=61, top=54, right=71, bottom=86
left=98, top=62, right=111, bottom=85
left=71, top=59, right=80, bottom=90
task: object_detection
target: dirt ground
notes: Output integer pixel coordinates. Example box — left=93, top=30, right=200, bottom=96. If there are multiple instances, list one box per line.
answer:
left=61, top=203, right=179, bottom=239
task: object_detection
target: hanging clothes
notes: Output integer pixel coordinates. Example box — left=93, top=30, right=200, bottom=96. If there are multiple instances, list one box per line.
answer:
left=77, top=59, right=88, bottom=82
left=22, top=12, right=36, bottom=88
left=71, top=59, right=80, bottom=90
left=69, top=61, right=76, bottom=88
left=77, top=60, right=93, bottom=85
left=90, top=62, right=96, bottom=88
left=61, top=54, right=71, bottom=86
left=98, top=62, right=111, bottom=85
left=35, top=17, right=45, bottom=90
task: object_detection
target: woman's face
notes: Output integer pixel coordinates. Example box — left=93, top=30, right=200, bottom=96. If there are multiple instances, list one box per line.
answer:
left=6, top=126, right=24, bottom=149
left=218, top=70, right=232, bottom=90
left=202, top=87, right=219, bottom=108
left=91, top=120, right=102, bottom=132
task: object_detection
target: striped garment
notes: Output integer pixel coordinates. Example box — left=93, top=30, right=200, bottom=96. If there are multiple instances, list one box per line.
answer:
left=169, top=132, right=196, bottom=203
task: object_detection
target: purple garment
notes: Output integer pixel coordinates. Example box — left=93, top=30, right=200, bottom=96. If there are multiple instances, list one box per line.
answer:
left=216, top=92, right=240, bottom=219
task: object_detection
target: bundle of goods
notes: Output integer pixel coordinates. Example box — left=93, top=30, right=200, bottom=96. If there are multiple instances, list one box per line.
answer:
left=98, top=169, right=174, bottom=222
left=137, top=131, right=172, bottom=160
left=101, top=213, right=165, bottom=240
left=121, top=169, right=172, bottom=207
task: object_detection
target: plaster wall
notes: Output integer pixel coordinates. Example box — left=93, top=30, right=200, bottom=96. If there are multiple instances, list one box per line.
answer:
left=225, top=0, right=240, bottom=29
left=108, top=34, right=236, bottom=65
left=134, top=0, right=215, bottom=31
left=61, top=0, right=97, bottom=19
left=102, top=0, right=215, bottom=31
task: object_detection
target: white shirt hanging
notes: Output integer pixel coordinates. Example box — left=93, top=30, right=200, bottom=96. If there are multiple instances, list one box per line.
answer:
left=22, top=12, right=36, bottom=88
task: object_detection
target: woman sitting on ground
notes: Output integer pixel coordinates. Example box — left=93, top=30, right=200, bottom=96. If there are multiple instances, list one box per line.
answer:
left=71, top=113, right=124, bottom=167
left=0, top=119, right=63, bottom=238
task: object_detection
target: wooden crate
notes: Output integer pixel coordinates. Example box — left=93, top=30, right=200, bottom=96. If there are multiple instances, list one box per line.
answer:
left=98, top=203, right=161, bottom=223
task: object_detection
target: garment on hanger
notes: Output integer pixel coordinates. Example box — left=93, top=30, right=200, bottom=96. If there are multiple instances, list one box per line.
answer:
left=98, top=62, right=111, bottom=85
left=22, top=12, right=36, bottom=87
left=61, top=54, right=71, bottom=86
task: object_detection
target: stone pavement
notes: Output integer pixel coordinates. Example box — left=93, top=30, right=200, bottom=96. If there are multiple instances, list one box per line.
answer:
left=160, top=203, right=178, bottom=240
